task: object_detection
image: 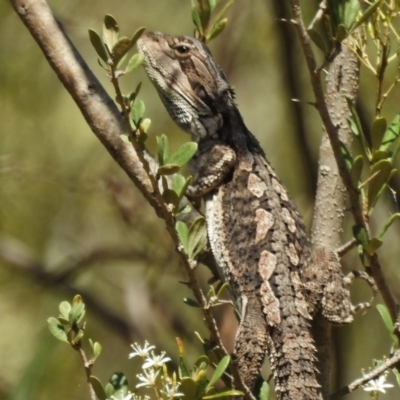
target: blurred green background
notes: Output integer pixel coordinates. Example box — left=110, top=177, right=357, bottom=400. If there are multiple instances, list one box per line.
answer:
left=1, top=0, right=400, bottom=399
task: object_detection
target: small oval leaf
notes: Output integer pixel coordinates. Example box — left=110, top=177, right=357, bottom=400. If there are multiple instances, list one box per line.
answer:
left=125, top=53, right=145, bottom=73
left=103, top=14, right=119, bottom=52
left=131, top=27, right=146, bottom=47
left=166, top=142, right=198, bottom=168
left=59, top=301, right=71, bottom=320
left=112, top=37, right=133, bottom=66
left=368, top=159, right=392, bottom=212
left=188, top=217, right=208, bottom=260
left=206, top=355, right=230, bottom=391
left=47, top=317, right=68, bottom=343
left=176, top=221, right=189, bottom=253
left=183, top=297, right=200, bottom=308
left=88, top=30, right=109, bottom=62
left=207, top=18, right=228, bottom=42
left=351, top=155, right=363, bottom=186
left=371, top=117, right=387, bottom=151
left=307, top=29, right=327, bottom=53
left=376, top=304, right=395, bottom=341
left=380, top=114, right=400, bottom=152
left=93, top=342, right=102, bottom=361
left=157, top=134, right=170, bottom=166
left=90, top=376, right=107, bottom=400
left=365, top=238, right=383, bottom=255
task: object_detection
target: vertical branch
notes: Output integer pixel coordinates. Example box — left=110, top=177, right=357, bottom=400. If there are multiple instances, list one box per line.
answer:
left=311, top=41, right=360, bottom=397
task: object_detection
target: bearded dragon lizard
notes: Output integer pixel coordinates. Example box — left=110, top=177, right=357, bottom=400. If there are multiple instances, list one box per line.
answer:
left=137, top=31, right=368, bottom=400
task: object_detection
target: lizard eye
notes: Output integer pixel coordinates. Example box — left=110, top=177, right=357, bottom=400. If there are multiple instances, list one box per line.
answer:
left=174, top=44, right=191, bottom=56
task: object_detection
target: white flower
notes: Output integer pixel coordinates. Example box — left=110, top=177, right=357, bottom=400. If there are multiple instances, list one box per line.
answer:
left=363, top=374, right=394, bottom=394
left=161, top=383, right=184, bottom=398
left=129, top=342, right=156, bottom=359
left=136, top=368, right=160, bottom=388
left=142, top=351, right=171, bottom=369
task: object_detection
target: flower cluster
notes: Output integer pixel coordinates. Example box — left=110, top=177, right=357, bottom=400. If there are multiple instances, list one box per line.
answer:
left=128, top=341, right=183, bottom=400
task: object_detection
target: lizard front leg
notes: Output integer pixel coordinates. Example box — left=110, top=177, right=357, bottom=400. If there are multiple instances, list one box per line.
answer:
left=187, top=140, right=236, bottom=198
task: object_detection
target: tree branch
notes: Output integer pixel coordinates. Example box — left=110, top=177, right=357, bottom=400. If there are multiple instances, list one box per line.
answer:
left=9, top=0, right=234, bottom=388
left=288, top=0, right=398, bottom=327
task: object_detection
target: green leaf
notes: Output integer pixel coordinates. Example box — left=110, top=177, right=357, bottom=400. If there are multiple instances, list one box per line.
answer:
left=372, top=149, right=389, bottom=163
left=59, top=301, right=71, bottom=320
left=193, top=0, right=211, bottom=30
left=158, top=164, right=181, bottom=176
left=343, top=0, right=360, bottom=29
left=192, top=7, right=204, bottom=36
left=349, top=0, right=383, bottom=35
left=377, top=213, right=400, bottom=239
left=307, top=29, right=328, bottom=53
left=183, top=297, right=200, bottom=307
left=365, top=238, right=383, bottom=255
left=128, top=82, right=142, bottom=106
left=180, top=377, right=198, bottom=399
left=259, top=381, right=271, bottom=400
left=130, top=99, right=145, bottom=125
left=371, top=117, right=387, bottom=151
left=47, top=317, right=68, bottom=343
left=345, top=96, right=371, bottom=159
left=367, top=159, right=392, bottom=212
left=157, top=134, right=170, bottom=166
left=203, top=390, right=244, bottom=399
left=376, top=304, right=396, bottom=342
left=351, top=155, right=363, bottom=186
left=352, top=225, right=368, bottom=249
left=90, top=376, right=107, bottom=400
left=112, top=37, right=133, bottom=67
left=105, top=383, right=115, bottom=398
left=88, top=30, right=109, bottom=62
left=130, top=27, right=146, bottom=47
left=339, top=140, right=353, bottom=171
left=176, top=221, right=189, bottom=253
left=93, top=342, right=102, bottom=361
left=207, top=17, right=228, bottom=42
left=380, top=114, right=400, bottom=152
left=172, top=174, right=186, bottom=198
left=125, top=53, right=145, bottom=73
left=162, top=188, right=180, bottom=208
left=211, top=0, right=234, bottom=32
left=208, top=0, right=218, bottom=12
left=103, top=14, right=119, bottom=52
left=140, top=118, right=151, bottom=133
left=69, top=302, right=85, bottom=326
left=72, top=328, right=85, bottom=344
left=206, top=355, right=230, bottom=391
left=336, top=24, right=348, bottom=43
left=166, top=142, right=198, bottom=168
left=187, top=217, right=208, bottom=260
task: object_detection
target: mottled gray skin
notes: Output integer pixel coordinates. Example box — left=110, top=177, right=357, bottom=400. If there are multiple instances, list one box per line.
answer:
left=137, top=32, right=363, bottom=400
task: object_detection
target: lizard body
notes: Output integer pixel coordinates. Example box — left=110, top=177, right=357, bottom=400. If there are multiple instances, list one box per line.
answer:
left=137, top=31, right=362, bottom=400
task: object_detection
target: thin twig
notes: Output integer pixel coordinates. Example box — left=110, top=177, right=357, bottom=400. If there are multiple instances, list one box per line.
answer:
left=330, top=351, right=400, bottom=399
left=74, top=345, right=96, bottom=400
left=336, top=239, right=358, bottom=257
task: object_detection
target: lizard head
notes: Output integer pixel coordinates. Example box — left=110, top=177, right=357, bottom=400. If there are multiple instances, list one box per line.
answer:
left=137, top=31, right=234, bottom=141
